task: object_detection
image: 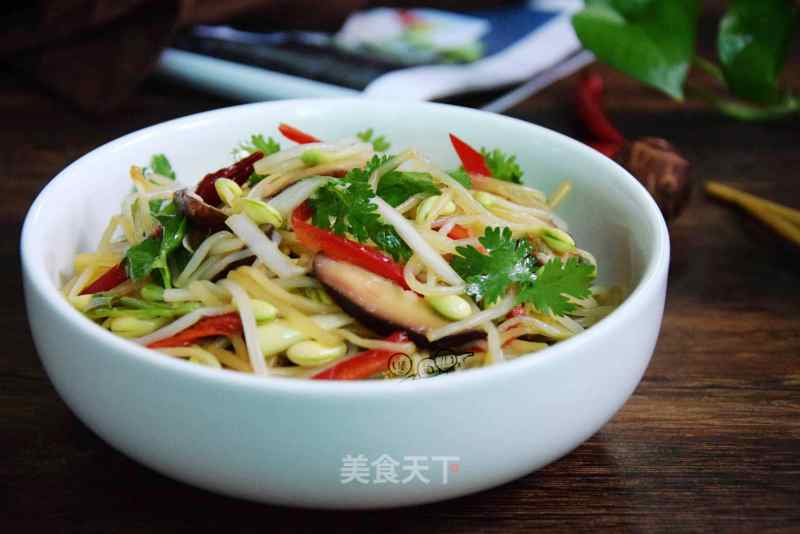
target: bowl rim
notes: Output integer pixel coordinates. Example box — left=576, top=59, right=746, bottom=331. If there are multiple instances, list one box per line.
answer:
left=21, top=98, right=670, bottom=397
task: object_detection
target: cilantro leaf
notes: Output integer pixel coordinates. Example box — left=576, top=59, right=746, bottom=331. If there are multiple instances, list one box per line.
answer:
left=377, top=171, right=440, bottom=207
left=238, top=134, right=280, bottom=184
left=309, top=156, right=411, bottom=262
left=452, top=227, right=537, bottom=305
left=517, top=257, right=594, bottom=315
left=344, top=154, right=393, bottom=183
left=248, top=172, right=265, bottom=186
left=356, top=128, right=373, bottom=142
left=481, top=148, right=523, bottom=184
left=311, top=183, right=350, bottom=235
left=448, top=167, right=472, bottom=189
left=125, top=238, right=160, bottom=281
left=150, top=201, right=187, bottom=288
left=451, top=227, right=594, bottom=315
left=357, top=128, right=391, bottom=152
left=124, top=201, right=187, bottom=288
left=370, top=227, right=410, bottom=261
left=240, top=134, right=281, bottom=156
left=148, top=154, right=175, bottom=180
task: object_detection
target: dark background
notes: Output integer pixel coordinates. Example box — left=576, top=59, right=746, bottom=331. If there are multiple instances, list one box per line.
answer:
left=2, top=2, right=799, bottom=532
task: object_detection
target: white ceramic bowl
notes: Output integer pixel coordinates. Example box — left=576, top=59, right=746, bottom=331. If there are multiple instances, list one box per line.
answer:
left=22, top=99, right=669, bottom=508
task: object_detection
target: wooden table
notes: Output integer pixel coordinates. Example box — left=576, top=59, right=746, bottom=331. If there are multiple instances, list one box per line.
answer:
left=3, top=13, right=799, bottom=533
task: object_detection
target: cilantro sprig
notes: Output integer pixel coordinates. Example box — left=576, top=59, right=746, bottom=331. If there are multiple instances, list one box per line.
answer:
left=517, top=257, right=594, bottom=315
left=147, top=154, right=176, bottom=180
left=452, top=227, right=537, bottom=305
left=448, top=167, right=472, bottom=189
left=238, top=133, right=281, bottom=185
left=124, top=200, right=187, bottom=288
left=356, top=128, right=391, bottom=152
left=309, top=155, right=411, bottom=262
left=447, top=147, right=523, bottom=186
left=377, top=171, right=439, bottom=207
left=480, top=148, right=523, bottom=184
left=452, top=227, right=593, bottom=316
left=240, top=134, right=281, bottom=156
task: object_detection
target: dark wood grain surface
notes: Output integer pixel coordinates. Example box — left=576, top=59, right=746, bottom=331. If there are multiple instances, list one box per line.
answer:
left=3, top=10, right=800, bottom=533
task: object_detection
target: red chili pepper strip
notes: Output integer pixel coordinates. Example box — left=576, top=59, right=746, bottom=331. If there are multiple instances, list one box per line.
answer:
left=79, top=225, right=166, bottom=295
left=148, top=312, right=243, bottom=349
left=449, top=133, right=492, bottom=177
left=293, top=200, right=313, bottom=221
left=441, top=224, right=486, bottom=253
left=397, top=9, right=422, bottom=27
left=576, top=72, right=625, bottom=157
left=312, top=332, right=409, bottom=380
left=278, top=123, right=320, bottom=144
left=292, top=203, right=410, bottom=289
left=195, top=151, right=264, bottom=205
left=507, top=304, right=526, bottom=319
left=447, top=224, right=472, bottom=240
left=80, top=263, right=129, bottom=295
left=588, top=140, right=623, bottom=158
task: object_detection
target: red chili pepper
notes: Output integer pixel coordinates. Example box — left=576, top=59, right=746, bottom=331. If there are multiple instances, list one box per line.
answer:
left=278, top=123, right=320, bottom=144
left=449, top=133, right=492, bottom=177
left=447, top=224, right=472, bottom=240
left=148, top=312, right=243, bottom=349
left=397, top=9, right=422, bottom=27
left=507, top=304, right=526, bottom=319
left=587, top=140, right=623, bottom=158
left=576, top=72, right=625, bottom=157
left=80, top=263, right=129, bottom=295
left=80, top=224, right=167, bottom=295
left=439, top=223, right=486, bottom=253
left=195, top=151, right=264, bottom=205
left=312, top=332, right=409, bottom=380
left=292, top=203, right=409, bottom=289
left=293, top=200, right=313, bottom=221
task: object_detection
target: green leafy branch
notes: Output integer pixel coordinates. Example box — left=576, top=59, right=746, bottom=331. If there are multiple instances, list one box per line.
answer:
left=572, top=0, right=799, bottom=121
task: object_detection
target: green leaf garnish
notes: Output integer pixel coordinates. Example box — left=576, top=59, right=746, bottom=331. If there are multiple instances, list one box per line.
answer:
left=480, top=148, right=523, bottom=184
left=124, top=201, right=187, bottom=288
left=240, top=134, right=281, bottom=156
left=148, top=154, right=175, bottom=180
left=125, top=238, right=161, bottom=281
left=452, top=227, right=593, bottom=316
left=448, top=167, right=472, bottom=189
left=517, top=257, right=595, bottom=316
left=376, top=171, right=440, bottom=207
left=150, top=201, right=187, bottom=288
left=248, top=172, right=265, bottom=186
left=452, top=227, right=537, bottom=305
left=356, top=128, right=391, bottom=152
left=309, top=155, right=411, bottom=262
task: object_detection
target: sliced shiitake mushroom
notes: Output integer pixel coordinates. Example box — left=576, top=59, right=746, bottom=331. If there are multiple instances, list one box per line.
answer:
left=174, top=189, right=228, bottom=232
left=314, top=254, right=483, bottom=348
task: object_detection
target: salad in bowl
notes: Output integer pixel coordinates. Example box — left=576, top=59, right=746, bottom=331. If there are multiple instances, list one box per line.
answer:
left=63, top=122, right=622, bottom=381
